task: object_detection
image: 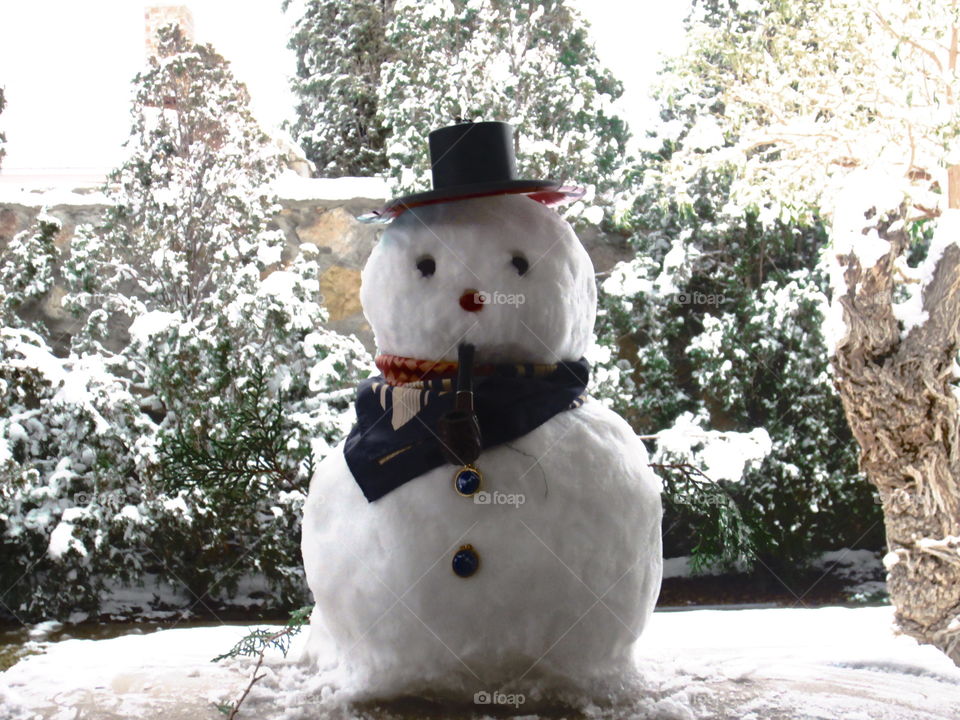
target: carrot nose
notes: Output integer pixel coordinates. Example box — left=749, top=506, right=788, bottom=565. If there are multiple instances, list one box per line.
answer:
left=459, top=289, right=484, bottom=312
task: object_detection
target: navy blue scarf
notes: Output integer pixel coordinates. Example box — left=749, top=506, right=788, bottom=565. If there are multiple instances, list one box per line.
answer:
left=343, top=359, right=589, bottom=502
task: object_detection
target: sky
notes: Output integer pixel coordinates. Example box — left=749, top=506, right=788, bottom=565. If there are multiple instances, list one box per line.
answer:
left=0, top=0, right=689, bottom=174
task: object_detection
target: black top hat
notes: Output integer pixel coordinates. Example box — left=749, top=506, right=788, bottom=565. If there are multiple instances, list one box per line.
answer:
left=359, top=121, right=584, bottom=223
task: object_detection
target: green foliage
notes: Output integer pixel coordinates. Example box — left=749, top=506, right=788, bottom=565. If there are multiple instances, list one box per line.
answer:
left=285, top=0, right=631, bottom=219
left=211, top=605, right=313, bottom=718
left=587, top=0, right=890, bottom=575
left=0, top=328, right=159, bottom=619
left=285, top=0, right=390, bottom=175
left=595, top=160, right=882, bottom=575
left=0, top=213, right=60, bottom=329
left=655, top=463, right=757, bottom=572
left=0, top=23, right=370, bottom=622
left=160, top=362, right=316, bottom=506
left=212, top=605, right=312, bottom=662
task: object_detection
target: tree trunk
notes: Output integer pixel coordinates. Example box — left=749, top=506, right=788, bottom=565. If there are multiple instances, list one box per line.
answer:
left=831, top=206, right=960, bottom=665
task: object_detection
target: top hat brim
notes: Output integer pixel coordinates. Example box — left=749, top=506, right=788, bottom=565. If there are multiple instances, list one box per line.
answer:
left=358, top=179, right=585, bottom=224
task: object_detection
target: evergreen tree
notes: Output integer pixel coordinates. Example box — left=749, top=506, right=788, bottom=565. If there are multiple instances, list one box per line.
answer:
left=379, top=0, right=629, bottom=208
left=286, top=0, right=630, bottom=219
left=0, top=25, right=371, bottom=620
left=71, top=25, right=368, bottom=449
left=285, top=0, right=390, bottom=176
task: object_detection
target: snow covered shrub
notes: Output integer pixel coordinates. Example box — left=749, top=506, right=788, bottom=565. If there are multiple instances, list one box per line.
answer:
left=0, top=25, right=371, bottom=620
left=594, top=166, right=882, bottom=574
left=686, top=272, right=880, bottom=572
left=285, top=0, right=390, bottom=176
left=72, top=24, right=368, bottom=611
left=590, top=0, right=890, bottom=574
left=0, top=212, right=60, bottom=331
left=0, top=328, right=158, bottom=618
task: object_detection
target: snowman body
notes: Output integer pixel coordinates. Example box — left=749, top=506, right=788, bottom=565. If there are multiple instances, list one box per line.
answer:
left=301, top=195, right=662, bottom=696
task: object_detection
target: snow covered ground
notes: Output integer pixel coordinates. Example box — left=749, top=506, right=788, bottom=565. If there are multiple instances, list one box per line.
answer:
left=2, top=605, right=957, bottom=719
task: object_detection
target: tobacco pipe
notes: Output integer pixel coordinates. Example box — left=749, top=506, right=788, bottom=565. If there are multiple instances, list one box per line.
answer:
left=437, top=343, right=482, bottom=466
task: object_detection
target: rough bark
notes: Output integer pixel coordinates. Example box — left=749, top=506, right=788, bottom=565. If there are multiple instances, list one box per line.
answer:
left=831, top=207, right=960, bottom=665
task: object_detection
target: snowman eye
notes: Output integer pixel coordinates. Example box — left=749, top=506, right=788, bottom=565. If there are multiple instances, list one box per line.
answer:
left=511, top=254, right=529, bottom=276
left=416, top=256, right=436, bottom=277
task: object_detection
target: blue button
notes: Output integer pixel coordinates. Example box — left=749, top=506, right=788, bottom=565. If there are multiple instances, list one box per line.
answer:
left=454, top=467, right=481, bottom=496
left=452, top=545, right=480, bottom=578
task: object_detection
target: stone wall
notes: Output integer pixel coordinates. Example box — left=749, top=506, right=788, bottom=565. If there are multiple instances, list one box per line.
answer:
left=0, top=189, right=383, bottom=354
left=0, top=188, right=632, bottom=356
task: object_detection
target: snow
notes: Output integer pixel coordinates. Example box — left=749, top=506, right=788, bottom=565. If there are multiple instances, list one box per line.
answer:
left=656, top=234, right=698, bottom=296
left=25, top=622, right=62, bottom=641
left=116, top=505, right=144, bottom=524
left=162, top=496, right=191, bottom=517
left=127, top=310, right=181, bottom=346
left=660, top=556, right=751, bottom=580
left=662, top=548, right=878, bottom=589
left=271, top=172, right=388, bottom=202
left=894, top=208, right=960, bottom=337
left=0, top=172, right=109, bottom=206
left=2, top=329, right=66, bottom=387
left=601, top=257, right=656, bottom=298
left=47, top=520, right=85, bottom=560
left=258, top=242, right=283, bottom=266
left=3, top=606, right=959, bottom=719
left=257, top=271, right=302, bottom=302
left=822, top=170, right=905, bottom=354
left=663, top=556, right=697, bottom=579
left=654, top=412, right=772, bottom=483
left=0, top=171, right=388, bottom=209
left=684, top=116, right=725, bottom=151
left=582, top=204, right=605, bottom=225
left=811, top=549, right=886, bottom=600
left=829, top=172, right=900, bottom=271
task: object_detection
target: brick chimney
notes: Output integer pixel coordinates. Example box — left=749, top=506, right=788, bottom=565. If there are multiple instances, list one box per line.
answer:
left=144, top=5, right=195, bottom=58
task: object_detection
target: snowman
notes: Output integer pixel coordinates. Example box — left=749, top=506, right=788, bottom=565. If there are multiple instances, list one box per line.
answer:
left=301, top=121, right=662, bottom=699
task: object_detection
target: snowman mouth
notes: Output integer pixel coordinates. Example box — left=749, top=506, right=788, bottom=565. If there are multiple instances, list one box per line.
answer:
left=459, top=289, right=485, bottom=313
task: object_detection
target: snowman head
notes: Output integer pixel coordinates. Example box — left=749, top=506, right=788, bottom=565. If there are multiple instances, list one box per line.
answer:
left=360, top=194, right=597, bottom=364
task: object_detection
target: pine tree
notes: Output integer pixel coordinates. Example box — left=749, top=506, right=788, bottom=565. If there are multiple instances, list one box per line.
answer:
left=378, top=0, right=630, bottom=212
left=285, top=0, right=390, bottom=176
left=286, top=0, right=630, bottom=219
left=74, top=21, right=370, bottom=486
left=71, top=24, right=368, bottom=437
left=87, top=24, right=285, bottom=328
left=0, top=23, right=372, bottom=617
